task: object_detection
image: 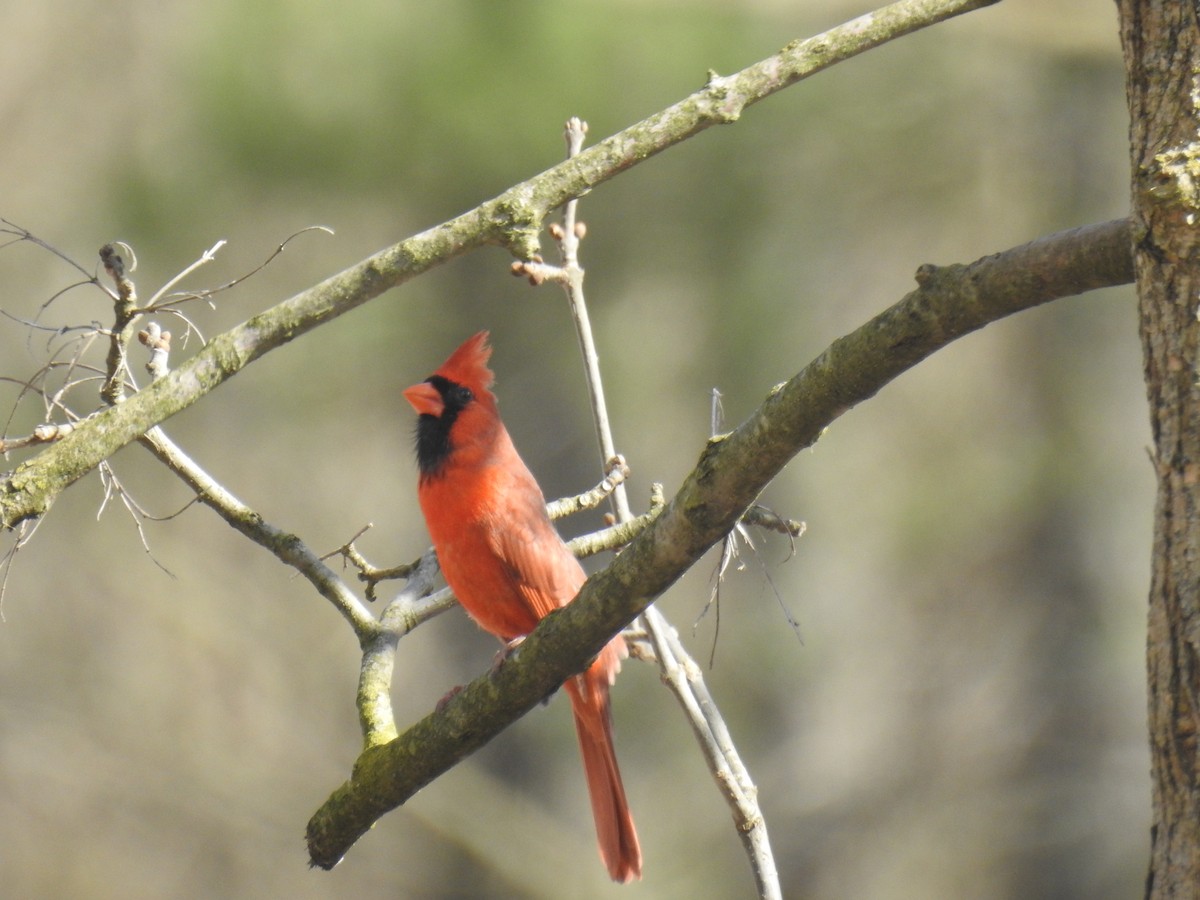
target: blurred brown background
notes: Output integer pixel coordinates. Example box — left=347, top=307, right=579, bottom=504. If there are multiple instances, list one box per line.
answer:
left=0, top=1, right=1147, bottom=897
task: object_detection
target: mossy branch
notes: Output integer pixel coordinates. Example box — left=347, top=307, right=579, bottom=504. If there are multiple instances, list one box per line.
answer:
left=305, top=217, right=1135, bottom=868
left=0, top=0, right=1000, bottom=532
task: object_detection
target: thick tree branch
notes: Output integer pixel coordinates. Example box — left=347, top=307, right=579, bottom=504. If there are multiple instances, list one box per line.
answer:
left=0, top=0, right=999, bottom=532
left=1117, top=1, right=1200, bottom=893
left=305, top=217, right=1135, bottom=868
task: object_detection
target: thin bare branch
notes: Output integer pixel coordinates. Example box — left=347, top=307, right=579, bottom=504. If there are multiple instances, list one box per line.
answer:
left=544, top=115, right=781, bottom=897
left=326, top=525, right=423, bottom=604
left=145, top=225, right=334, bottom=311
left=0, top=217, right=101, bottom=283
left=0, top=517, right=40, bottom=621
left=565, top=492, right=665, bottom=559
left=544, top=454, right=630, bottom=520
left=643, top=606, right=781, bottom=895
left=142, top=239, right=227, bottom=309
left=140, top=425, right=378, bottom=637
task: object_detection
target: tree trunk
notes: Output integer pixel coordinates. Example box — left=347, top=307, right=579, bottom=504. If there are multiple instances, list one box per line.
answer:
left=1118, top=1, right=1200, bottom=895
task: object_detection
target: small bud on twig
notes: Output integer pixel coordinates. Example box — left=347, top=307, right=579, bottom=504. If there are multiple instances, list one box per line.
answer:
left=138, top=322, right=172, bottom=379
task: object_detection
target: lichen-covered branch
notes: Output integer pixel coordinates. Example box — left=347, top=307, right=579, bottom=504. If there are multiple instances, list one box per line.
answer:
left=305, top=217, right=1135, bottom=869
left=0, top=0, right=1000, bottom=532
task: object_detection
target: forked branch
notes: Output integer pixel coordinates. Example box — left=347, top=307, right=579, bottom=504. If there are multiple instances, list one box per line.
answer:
left=305, top=218, right=1135, bottom=869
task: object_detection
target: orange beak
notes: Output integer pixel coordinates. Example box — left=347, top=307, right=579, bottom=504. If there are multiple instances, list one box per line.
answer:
left=403, top=381, right=444, bottom=417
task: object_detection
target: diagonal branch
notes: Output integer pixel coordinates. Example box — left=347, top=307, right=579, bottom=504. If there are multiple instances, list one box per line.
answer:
left=140, top=426, right=378, bottom=636
left=0, top=0, right=1000, bottom=532
left=304, top=217, right=1135, bottom=868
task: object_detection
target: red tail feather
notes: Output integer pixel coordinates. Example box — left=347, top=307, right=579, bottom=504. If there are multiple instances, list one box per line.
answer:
left=568, top=661, right=642, bottom=883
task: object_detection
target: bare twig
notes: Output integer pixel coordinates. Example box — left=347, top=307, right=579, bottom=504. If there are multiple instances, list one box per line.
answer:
left=557, top=117, right=633, bottom=523
left=325, top=524, right=423, bottom=604
left=565, top=491, right=664, bottom=559
left=0, top=217, right=102, bottom=284
left=141, top=425, right=378, bottom=636
left=548, top=117, right=782, bottom=898
left=545, top=453, right=630, bottom=520
left=700, top=392, right=807, bottom=666
left=142, top=239, right=226, bottom=309
left=96, top=458, right=177, bottom=577
left=99, top=242, right=140, bottom=405
left=143, top=226, right=333, bottom=312
left=642, top=606, right=779, bottom=894
left=0, top=517, right=40, bottom=621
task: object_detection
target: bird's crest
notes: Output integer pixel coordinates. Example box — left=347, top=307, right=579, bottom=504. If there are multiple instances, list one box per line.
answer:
left=435, top=330, right=495, bottom=392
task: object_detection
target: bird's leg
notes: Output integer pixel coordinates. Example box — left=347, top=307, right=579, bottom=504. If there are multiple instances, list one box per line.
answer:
left=434, top=684, right=464, bottom=713
left=491, top=635, right=526, bottom=673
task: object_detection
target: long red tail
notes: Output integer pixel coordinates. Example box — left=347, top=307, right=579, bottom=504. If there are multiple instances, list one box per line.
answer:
left=566, top=661, right=642, bottom=883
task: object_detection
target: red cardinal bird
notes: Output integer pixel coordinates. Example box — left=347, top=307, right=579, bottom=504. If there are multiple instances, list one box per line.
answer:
left=403, top=331, right=642, bottom=883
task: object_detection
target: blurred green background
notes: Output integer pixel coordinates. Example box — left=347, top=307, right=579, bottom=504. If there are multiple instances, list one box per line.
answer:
left=0, top=1, right=1147, bottom=897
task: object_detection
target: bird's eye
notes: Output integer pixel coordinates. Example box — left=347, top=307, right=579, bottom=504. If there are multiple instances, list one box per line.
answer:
left=451, top=385, right=474, bottom=406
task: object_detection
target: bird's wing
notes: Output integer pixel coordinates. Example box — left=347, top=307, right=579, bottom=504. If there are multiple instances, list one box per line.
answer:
left=487, top=465, right=587, bottom=623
